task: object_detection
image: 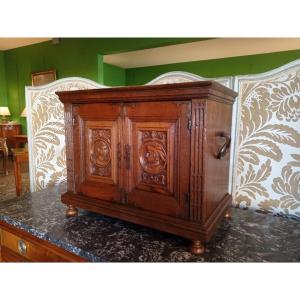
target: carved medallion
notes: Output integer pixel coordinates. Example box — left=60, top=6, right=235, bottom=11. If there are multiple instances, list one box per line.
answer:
left=91, top=139, right=111, bottom=168
left=89, top=129, right=112, bottom=177
left=139, top=141, right=166, bottom=174
left=139, top=130, right=167, bottom=186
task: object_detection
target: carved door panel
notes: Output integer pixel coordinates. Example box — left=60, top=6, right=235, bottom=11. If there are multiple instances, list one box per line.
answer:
left=73, top=103, right=123, bottom=202
left=124, top=102, right=191, bottom=218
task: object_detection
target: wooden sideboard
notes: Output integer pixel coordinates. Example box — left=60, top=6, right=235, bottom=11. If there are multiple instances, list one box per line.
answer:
left=0, top=123, right=22, bottom=155
left=57, top=81, right=237, bottom=254
left=0, top=221, right=86, bottom=262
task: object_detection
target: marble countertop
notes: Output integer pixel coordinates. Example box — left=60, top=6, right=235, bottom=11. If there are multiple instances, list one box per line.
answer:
left=0, top=184, right=299, bottom=262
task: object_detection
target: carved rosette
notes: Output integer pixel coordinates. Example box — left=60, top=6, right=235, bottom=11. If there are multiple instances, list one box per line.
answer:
left=139, top=130, right=167, bottom=186
left=89, top=129, right=112, bottom=177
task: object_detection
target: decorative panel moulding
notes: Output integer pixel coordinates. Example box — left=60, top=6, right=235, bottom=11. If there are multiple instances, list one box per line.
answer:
left=103, top=38, right=300, bottom=69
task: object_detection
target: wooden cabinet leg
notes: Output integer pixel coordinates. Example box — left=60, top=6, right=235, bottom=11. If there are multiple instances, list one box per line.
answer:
left=191, top=240, right=205, bottom=255
left=66, top=205, right=78, bottom=217
left=3, top=154, right=8, bottom=176
left=224, top=208, right=231, bottom=219
left=13, top=157, right=21, bottom=196
left=1, top=144, right=8, bottom=176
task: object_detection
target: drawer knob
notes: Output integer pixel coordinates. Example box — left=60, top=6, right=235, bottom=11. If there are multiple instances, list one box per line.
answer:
left=18, top=239, right=27, bottom=255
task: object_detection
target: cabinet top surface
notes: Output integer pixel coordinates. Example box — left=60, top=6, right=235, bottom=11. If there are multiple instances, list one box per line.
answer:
left=0, top=184, right=300, bottom=262
left=56, top=80, right=237, bottom=104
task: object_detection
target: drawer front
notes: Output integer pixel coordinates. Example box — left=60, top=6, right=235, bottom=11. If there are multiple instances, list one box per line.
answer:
left=1, top=246, right=29, bottom=262
left=1, top=229, right=68, bottom=262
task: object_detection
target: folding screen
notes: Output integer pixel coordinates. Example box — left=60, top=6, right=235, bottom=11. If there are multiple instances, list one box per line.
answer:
left=232, top=60, right=300, bottom=219
left=25, top=78, right=106, bottom=192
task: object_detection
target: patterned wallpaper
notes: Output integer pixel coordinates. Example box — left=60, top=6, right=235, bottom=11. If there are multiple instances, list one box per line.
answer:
left=232, top=61, right=300, bottom=219
left=26, top=78, right=105, bottom=192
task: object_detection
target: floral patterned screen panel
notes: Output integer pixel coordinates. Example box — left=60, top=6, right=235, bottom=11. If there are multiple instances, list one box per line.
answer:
left=25, top=78, right=106, bottom=192
left=232, top=60, right=300, bottom=219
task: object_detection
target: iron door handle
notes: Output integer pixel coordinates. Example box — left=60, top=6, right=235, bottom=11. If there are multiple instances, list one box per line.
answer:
left=217, top=133, right=231, bottom=159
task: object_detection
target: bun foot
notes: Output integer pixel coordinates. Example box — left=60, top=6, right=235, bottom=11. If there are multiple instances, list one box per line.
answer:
left=225, top=208, right=231, bottom=219
left=66, top=205, right=78, bottom=217
left=191, top=240, right=205, bottom=255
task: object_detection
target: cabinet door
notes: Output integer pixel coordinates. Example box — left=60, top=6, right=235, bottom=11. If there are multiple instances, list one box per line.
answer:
left=124, top=102, right=191, bottom=218
left=73, top=103, right=123, bottom=202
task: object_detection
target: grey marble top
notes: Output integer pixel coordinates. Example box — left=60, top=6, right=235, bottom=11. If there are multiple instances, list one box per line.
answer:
left=0, top=184, right=299, bottom=262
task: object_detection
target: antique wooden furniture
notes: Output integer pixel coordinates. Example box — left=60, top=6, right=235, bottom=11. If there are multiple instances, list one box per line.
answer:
left=57, top=81, right=237, bottom=254
left=0, top=123, right=22, bottom=156
left=14, top=134, right=28, bottom=148
left=0, top=221, right=86, bottom=262
left=0, top=137, right=8, bottom=175
left=11, top=148, right=29, bottom=196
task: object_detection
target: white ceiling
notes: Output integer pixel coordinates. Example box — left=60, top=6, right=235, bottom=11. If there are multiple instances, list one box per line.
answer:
left=0, top=38, right=51, bottom=50
left=104, top=38, right=300, bottom=68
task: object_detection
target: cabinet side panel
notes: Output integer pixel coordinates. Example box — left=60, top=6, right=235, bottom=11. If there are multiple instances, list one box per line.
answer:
left=203, top=100, right=233, bottom=221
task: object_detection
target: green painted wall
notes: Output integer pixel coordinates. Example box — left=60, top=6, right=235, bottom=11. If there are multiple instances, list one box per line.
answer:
left=0, top=51, right=8, bottom=106
left=3, top=38, right=202, bottom=133
left=2, top=38, right=300, bottom=134
left=126, top=49, right=300, bottom=85
left=103, top=63, right=126, bottom=86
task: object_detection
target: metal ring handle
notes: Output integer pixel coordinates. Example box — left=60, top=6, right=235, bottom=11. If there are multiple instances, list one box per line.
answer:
left=18, top=239, right=27, bottom=255
left=217, top=133, right=231, bottom=159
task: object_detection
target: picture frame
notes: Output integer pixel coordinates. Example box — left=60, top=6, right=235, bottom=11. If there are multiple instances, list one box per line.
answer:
left=31, top=69, right=57, bottom=86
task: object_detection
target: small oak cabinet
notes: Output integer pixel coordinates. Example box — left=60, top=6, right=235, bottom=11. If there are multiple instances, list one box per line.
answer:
left=57, top=81, right=237, bottom=254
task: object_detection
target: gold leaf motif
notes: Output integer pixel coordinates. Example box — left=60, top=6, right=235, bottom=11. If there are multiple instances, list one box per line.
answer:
left=238, top=149, right=260, bottom=165
left=243, top=139, right=282, bottom=161
left=50, top=171, right=67, bottom=187
left=253, top=124, right=300, bottom=147
left=57, top=146, right=66, bottom=169
left=272, top=165, right=300, bottom=210
left=288, top=154, right=300, bottom=168
left=258, top=199, right=280, bottom=212
left=268, top=72, right=300, bottom=122
left=235, top=159, right=272, bottom=201
left=33, top=121, right=65, bottom=150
